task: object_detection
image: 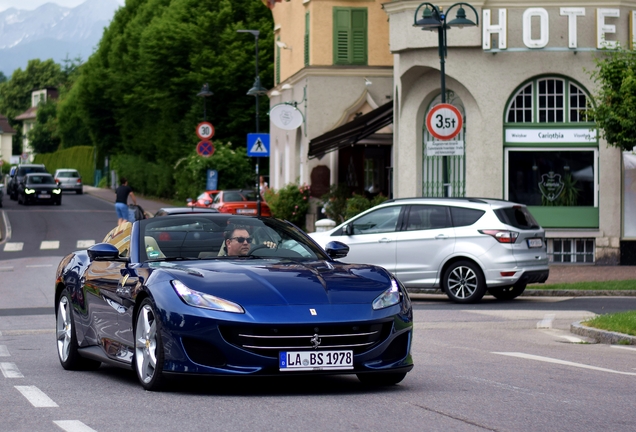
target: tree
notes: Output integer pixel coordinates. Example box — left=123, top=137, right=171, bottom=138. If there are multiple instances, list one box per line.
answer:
left=57, top=0, right=274, bottom=166
left=28, top=100, right=61, bottom=154
left=589, top=49, right=636, bottom=151
left=0, top=72, right=6, bottom=84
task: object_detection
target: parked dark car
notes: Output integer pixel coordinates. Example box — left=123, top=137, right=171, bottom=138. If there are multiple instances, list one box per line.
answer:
left=8, top=164, right=47, bottom=200
left=0, top=182, right=4, bottom=207
left=17, top=173, right=62, bottom=205
left=54, top=214, right=413, bottom=390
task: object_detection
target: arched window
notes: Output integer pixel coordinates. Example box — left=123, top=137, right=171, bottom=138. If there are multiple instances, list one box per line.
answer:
left=506, top=78, right=591, bottom=124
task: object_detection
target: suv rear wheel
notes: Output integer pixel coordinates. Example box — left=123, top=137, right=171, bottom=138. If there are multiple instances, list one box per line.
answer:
left=489, top=282, right=527, bottom=300
left=443, top=261, right=486, bottom=304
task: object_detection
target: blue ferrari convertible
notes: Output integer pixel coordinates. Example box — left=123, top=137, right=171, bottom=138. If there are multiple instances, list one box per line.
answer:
left=54, top=214, right=413, bottom=390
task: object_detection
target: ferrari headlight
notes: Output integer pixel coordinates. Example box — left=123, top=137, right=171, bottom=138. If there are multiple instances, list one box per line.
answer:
left=372, top=278, right=401, bottom=310
left=25, top=188, right=35, bottom=194
left=52, top=189, right=61, bottom=194
left=171, top=280, right=244, bottom=313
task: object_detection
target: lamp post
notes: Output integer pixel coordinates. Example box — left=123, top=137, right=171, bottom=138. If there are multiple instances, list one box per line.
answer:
left=238, top=29, right=268, bottom=217
left=197, top=83, right=213, bottom=121
left=413, top=3, right=478, bottom=197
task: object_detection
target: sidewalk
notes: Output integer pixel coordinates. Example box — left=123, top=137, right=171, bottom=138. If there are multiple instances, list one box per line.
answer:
left=86, top=186, right=636, bottom=284
left=85, top=185, right=169, bottom=215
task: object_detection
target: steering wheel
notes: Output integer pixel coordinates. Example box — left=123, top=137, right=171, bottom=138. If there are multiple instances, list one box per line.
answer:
left=248, top=242, right=277, bottom=256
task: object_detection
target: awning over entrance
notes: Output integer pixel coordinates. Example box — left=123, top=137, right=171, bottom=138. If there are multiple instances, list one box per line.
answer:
left=307, top=101, right=393, bottom=159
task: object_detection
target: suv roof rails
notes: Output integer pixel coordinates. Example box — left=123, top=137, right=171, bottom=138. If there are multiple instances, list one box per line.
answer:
left=383, top=196, right=512, bottom=205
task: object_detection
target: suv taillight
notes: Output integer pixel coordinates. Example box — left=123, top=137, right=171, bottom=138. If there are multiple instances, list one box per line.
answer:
left=479, top=229, right=519, bottom=243
left=77, top=178, right=82, bottom=183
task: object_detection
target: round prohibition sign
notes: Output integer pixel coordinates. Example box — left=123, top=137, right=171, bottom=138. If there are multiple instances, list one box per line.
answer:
left=196, top=140, right=215, bottom=158
left=426, top=103, right=463, bottom=140
left=196, top=122, right=215, bottom=140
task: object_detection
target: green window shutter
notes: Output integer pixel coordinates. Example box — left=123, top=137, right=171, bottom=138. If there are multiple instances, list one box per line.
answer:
left=276, top=36, right=281, bottom=84
left=333, top=8, right=351, bottom=65
left=351, top=9, right=367, bottom=65
left=304, top=12, right=310, bottom=66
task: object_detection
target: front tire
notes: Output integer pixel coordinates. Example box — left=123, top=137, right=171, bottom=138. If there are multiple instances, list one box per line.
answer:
left=443, top=260, right=486, bottom=304
left=489, top=282, right=527, bottom=300
left=134, top=298, right=165, bottom=391
left=56, top=289, right=101, bottom=370
left=357, top=372, right=407, bottom=386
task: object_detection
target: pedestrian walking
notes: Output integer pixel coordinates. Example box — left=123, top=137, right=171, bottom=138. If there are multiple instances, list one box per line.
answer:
left=115, top=177, right=137, bottom=226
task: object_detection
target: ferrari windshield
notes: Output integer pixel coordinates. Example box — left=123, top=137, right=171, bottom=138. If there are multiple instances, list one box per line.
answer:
left=138, top=214, right=328, bottom=262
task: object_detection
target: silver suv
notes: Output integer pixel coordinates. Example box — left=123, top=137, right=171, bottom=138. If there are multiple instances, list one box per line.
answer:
left=309, top=198, right=549, bottom=303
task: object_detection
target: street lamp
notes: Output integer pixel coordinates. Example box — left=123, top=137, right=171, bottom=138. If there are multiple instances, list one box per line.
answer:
left=238, top=29, right=268, bottom=216
left=197, top=83, right=213, bottom=121
left=413, top=2, right=478, bottom=197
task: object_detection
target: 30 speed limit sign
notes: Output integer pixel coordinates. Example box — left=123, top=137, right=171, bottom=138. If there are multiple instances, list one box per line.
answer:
left=196, top=122, right=215, bottom=140
left=425, top=103, right=463, bottom=140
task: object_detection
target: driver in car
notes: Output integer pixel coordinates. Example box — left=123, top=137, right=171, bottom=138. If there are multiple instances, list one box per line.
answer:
left=223, top=224, right=277, bottom=256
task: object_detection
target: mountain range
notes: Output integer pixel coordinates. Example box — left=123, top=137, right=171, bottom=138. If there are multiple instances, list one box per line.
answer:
left=0, top=0, right=121, bottom=77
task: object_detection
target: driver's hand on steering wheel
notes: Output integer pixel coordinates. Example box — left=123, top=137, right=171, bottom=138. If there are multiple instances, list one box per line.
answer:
left=263, top=241, right=277, bottom=249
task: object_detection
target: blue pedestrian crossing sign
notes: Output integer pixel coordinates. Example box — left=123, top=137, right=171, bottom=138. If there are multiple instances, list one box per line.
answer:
left=247, top=133, right=270, bottom=157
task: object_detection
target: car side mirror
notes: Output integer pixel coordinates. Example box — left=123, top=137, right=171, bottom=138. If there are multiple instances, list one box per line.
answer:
left=325, top=241, right=349, bottom=259
left=343, top=224, right=353, bottom=236
left=87, top=243, right=125, bottom=261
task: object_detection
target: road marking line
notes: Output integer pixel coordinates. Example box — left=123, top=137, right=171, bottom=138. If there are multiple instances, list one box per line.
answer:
left=40, top=240, right=60, bottom=250
left=53, top=420, right=97, bottom=432
left=26, top=264, right=53, bottom=268
left=493, top=352, right=636, bottom=376
left=0, top=266, right=13, bottom=272
left=0, top=362, right=24, bottom=378
left=3, top=242, right=23, bottom=252
left=0, top=345, right=9, bottom=357
left=611, top=345, right=636, bottom=352
left=537, top=313, right=555, bottom=329
left=15, top=385, right=58, bottom=407
left=76, top=240, right=95, bottom=249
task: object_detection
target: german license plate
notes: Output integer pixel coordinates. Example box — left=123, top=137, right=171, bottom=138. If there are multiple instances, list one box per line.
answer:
left=39, top=194, right=50, bottom=199
left=236, top=209, right=256, bottom=214
left=279, top=350, right=353, bottom=371
left=527, top=238, right=543, bottom=248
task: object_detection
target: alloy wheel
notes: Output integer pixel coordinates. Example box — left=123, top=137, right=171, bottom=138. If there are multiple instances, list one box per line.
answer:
left=447, top=265, right=478, bottom=299
left=135, top=304, right=158, bottom=384
left=56, top=295, right=72, bottom=362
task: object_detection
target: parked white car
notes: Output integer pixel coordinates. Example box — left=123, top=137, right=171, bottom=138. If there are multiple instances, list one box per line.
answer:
left=309, top=197, right=549, bottom=303
left=54, top=169, right=83, bottom=194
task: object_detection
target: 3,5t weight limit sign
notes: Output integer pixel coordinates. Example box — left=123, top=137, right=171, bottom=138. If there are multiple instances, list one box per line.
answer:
left=425, top=103, right=463, bottom=140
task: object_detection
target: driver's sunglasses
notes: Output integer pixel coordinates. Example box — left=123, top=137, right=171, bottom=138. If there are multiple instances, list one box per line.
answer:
left=231, top=236, right=253, bottom=244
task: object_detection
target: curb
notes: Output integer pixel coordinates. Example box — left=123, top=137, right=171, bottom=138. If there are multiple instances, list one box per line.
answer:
left=570, top=321, right=636, bottom=345
left=406, top=288, right=636, bottom=297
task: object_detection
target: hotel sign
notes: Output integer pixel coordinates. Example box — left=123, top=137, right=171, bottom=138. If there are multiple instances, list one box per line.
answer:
left=483, top=8, right=636, bottom=50
left=505, top=129, right=597, bottom=144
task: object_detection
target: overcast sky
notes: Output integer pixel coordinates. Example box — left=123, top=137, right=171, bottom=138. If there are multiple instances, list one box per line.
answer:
left=0, top=0, right=124, bottom=12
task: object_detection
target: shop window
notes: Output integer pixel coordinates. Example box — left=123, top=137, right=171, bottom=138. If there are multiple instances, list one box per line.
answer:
left=304, top=12, right=310, bottom=66
left=508, top=150, right=596, bottom=207
left=506, top=78, right=591, bottom=124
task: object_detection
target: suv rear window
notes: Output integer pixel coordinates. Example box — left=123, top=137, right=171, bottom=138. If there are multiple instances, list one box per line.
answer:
left=494, top=206, right=541, bottom=229
left=450, top=207, right=485, bottom=227
left=18, top=166, right=46, bottom=175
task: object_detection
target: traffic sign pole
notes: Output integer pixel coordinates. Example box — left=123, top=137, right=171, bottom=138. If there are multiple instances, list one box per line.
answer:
left=426, top=103, right=463, bottom=197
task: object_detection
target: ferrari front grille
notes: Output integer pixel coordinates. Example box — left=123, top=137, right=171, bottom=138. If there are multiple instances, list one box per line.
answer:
left=219, top=321, right=393, bottom=358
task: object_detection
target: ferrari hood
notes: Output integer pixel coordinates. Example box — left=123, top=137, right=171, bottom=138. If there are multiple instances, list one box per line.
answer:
left=153, top=259, right=393, bottom=306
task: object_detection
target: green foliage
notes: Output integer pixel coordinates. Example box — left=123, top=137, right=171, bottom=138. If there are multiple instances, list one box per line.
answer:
left=589, top=48, right=636, bottom=151
left=584, top=310, right=636, bottom=337
left=33, top=146, right=95, bottom=185
left=265, top=184, right=311, bottom=229
left=320, top=184, right=350, bottom=224
left=172, top=141, right=253, bottom=201
left=0, top=71, right=6, bottom=84
left=29, top=100, right=60, bottom=154
left=344, top=193, right=389, bottom=220
left=57, top=0, right=274, bottom=166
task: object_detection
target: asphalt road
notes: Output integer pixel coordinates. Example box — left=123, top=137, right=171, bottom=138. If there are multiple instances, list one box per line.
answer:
left=1, top=194, right=636, bottom=431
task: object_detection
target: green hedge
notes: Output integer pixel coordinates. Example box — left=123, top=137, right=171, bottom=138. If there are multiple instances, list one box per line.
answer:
left=33, top=146, right=95, bottom=184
